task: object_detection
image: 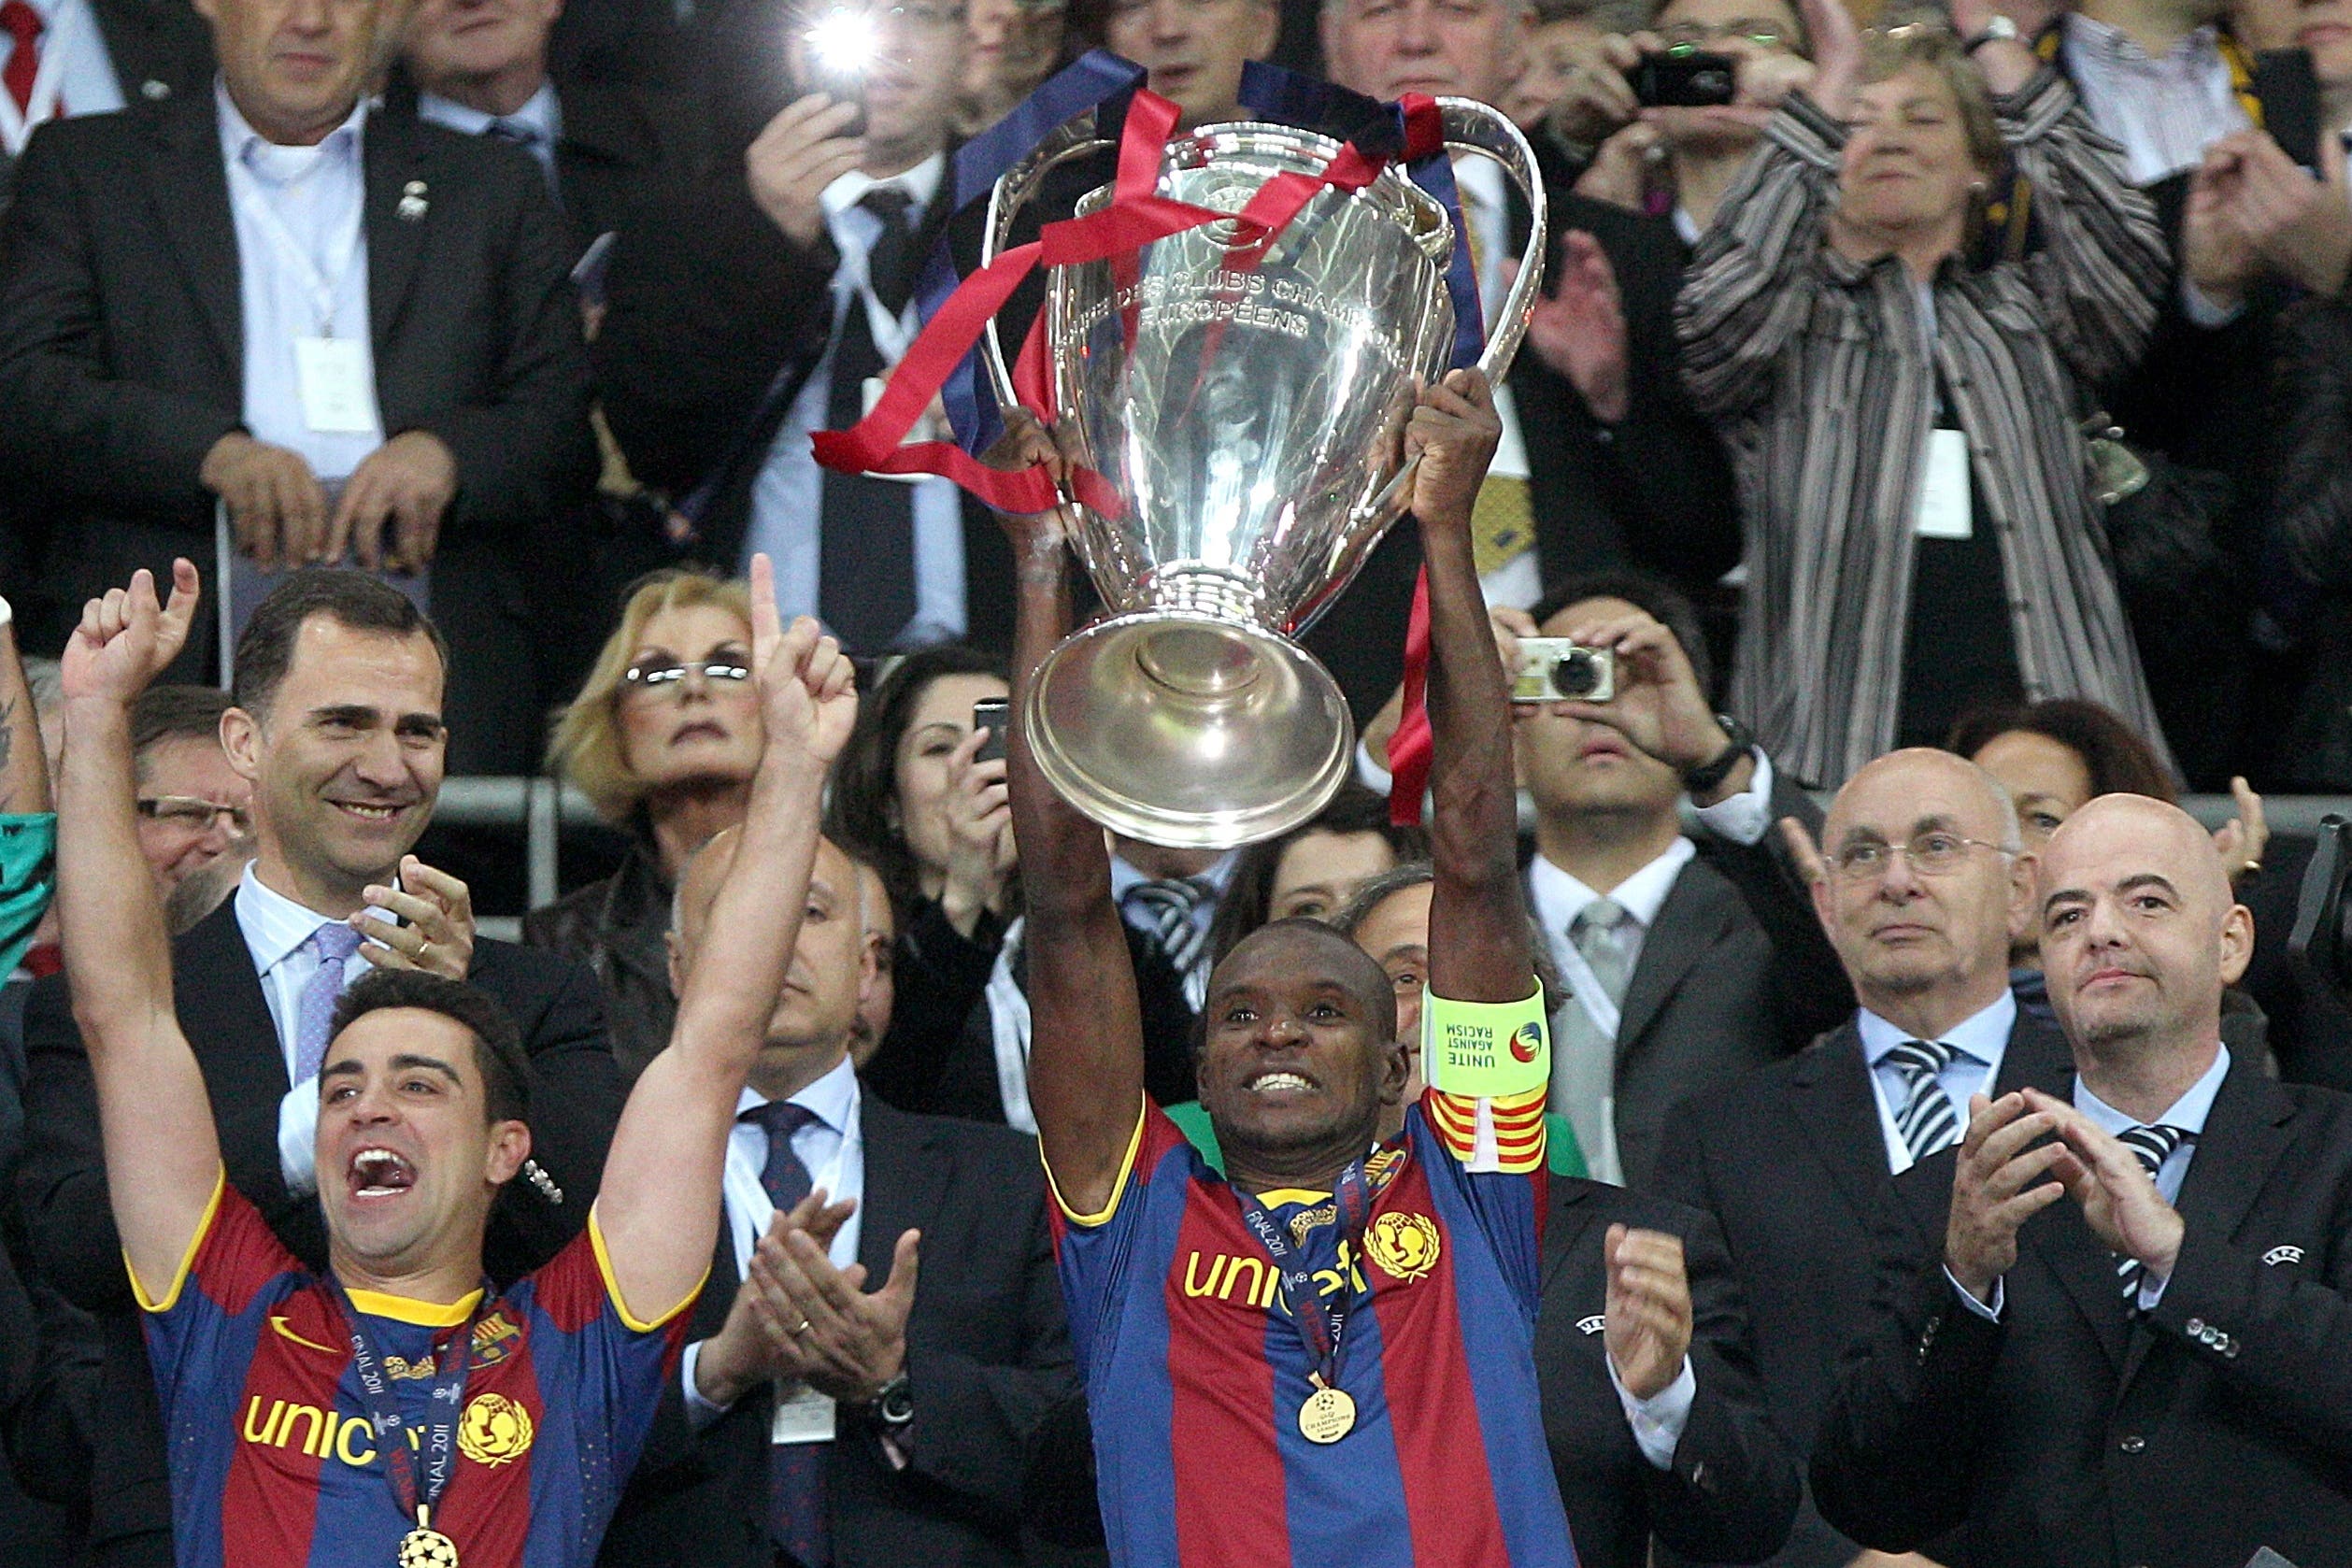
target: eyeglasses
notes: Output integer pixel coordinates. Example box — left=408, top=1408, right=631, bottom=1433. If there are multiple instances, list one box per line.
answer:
left=1658, top=21, right=1792, bottom=50
left=620, top=658, right=753, bottom=691
left=136, top=796, right=253, bottom=836
left=1831, top=831, right=2014, bottom=880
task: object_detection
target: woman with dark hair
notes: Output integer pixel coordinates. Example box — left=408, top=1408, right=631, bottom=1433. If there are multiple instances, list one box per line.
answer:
left=1948, top=696, right=2265, bottom=877
left=1200, top=781, right=1430, bottom=969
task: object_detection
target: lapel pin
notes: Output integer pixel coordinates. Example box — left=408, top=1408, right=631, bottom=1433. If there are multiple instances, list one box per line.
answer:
left=140, top=78, right=168, bottom=100
left=398, top=179, right=428, bottom=221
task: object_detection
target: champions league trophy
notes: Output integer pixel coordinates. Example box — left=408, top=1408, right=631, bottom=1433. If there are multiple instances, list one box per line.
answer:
left=980, top=98, right=1546, bottom=849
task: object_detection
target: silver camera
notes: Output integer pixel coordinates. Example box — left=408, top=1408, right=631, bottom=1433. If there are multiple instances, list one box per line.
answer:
left=1511, top=639, right=1615, bottom=704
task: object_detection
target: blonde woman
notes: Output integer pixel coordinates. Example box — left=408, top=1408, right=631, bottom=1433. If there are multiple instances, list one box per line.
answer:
left=525, top=568, right=762, bottom=1080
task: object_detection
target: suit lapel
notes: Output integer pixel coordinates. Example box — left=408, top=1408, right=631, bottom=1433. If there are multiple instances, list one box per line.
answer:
left=2117, top=1053, right=2295, bottom=1388
left=855, top=1099, right=948, bottom=1289
left=1539, top=1176, right=1598, bottom=1295
left=144, top=95, right=242, bottom=375
left=1613, top=859, right=1728, bottom=1055
left=177, top=901, right=297, bottom=1211
left=1788, top=1024, right=1894, bottom=1228
left=363, top=109, right=431, bottom=364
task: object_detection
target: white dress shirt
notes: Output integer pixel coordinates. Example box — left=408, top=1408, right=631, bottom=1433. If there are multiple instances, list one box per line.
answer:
left=681, top=1054, right=866, bottom=1424
left=1858, top=990, right=2016, bottom=1176
left=0, top=0, right=121, bottom=153
left=235, top=864, right=395, bottom=1194
left=2061, top=15, right=2252, bottom=187
left=416, top=81, right=562, bottom=184
left=744, top=152, right=965, bottom=648
left=218, top=80, right=383, bottom=483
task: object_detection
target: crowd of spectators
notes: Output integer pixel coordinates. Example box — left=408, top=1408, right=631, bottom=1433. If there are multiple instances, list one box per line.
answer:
left=5, top=0, right=2352, bottom=1561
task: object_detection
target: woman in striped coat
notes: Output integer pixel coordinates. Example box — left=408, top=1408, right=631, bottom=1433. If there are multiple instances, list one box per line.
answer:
left=1675, top=5, right=2174, bottom=788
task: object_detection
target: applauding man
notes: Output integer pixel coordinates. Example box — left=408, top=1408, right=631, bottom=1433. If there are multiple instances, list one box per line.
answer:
left=1005, top=371, right=1580, bottom=1566
left=53, top=556, right=852, bottom=1568
left=1811, top=793, right=2352, bottom=1566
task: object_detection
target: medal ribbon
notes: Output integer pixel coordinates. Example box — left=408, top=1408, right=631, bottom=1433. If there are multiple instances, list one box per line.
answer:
left=1232, top=1158, right=1374, bottom=1393
left=329, top=1279, right=489, bottom=1536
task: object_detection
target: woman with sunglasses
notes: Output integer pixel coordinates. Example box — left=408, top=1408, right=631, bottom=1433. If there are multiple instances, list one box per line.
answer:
left=529, top=568, right=763, bottom=1081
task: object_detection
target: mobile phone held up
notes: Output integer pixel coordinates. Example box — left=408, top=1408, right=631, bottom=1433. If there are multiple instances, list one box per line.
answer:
left=1634, top=49, right=1739, bottom=108
left=973, top=696, right=1011, bottom=765
left=803, top=7, right=874, bottom=137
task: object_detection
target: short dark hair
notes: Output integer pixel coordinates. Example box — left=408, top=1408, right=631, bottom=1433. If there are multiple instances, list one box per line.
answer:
left=1529, top=570, right=1714, bottom=697
left=130, top=684, right=232, bottom=761
left=232, top=571, right=449, bottom=720
left=1205, top=780, right=1431, bottom=966
left=327, top=969, right=530, bottom=1125
left=1946, top=698, right=2177, bottom=804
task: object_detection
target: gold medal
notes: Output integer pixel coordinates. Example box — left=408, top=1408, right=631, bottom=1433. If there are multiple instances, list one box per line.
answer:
left=398, top=1507, right=460, bottom=1568
left=1298, top=1385, right=1357, bottom=1445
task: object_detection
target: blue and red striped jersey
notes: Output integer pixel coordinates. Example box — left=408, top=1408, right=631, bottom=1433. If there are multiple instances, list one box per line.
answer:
left=1048, top=1088, right=1576, bottom=1568
left=139, top=1174, right=694, bottom=1568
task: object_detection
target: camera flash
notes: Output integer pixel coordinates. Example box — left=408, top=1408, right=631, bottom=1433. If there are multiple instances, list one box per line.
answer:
left=805, top=7, right=879, bottom=74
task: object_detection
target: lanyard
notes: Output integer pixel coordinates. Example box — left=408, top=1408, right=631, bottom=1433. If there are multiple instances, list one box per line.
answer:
left=1233, top=1158, right=1373, bottom=1393
left=329, top=1278, right=489, bottom=1533
left=0, top=3, right=73, bottom=158
left=227, top=143, right=364, bottom=338
left=727, top=1081, right=862, bottom=1271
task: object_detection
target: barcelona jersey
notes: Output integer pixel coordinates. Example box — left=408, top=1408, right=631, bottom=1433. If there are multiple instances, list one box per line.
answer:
left=1048, top=1088, right=1576, bottom=1568
left=138, top=1173, right=694, bottom=1568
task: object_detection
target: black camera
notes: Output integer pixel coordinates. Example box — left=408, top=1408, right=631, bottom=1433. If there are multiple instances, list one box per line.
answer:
left=1633, top=49, right=1739, bottom=108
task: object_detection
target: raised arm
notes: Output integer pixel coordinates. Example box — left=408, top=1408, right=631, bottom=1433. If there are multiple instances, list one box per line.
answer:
left=995, top=420, right=1147, bottom=1220
left=1413, top=370, right=1528, bottom=1005
left=593, top=553, right=855, bottom=1326
left=54, top=561, right=220, bottom=1304
left=0, top=607, right=46, bottom=818
left=0, top=594, right=53, bottom=978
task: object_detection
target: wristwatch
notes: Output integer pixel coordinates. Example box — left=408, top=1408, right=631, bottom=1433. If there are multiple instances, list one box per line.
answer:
left=1681, top=716, right=1756, bottom=797
left=1964, top=14, right=2020, bottom=51
left=869, top=1373, right=915, bottom=1431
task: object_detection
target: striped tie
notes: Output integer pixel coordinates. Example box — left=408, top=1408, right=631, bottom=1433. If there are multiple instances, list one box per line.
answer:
left=2116, top=1123, right=2191, bottom=1302
left=1884, top=1039, right=1962, bottom=1163
left=1125, top=876, right=1216, bottom=1005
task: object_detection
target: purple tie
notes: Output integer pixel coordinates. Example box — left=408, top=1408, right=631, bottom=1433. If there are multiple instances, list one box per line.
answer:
left=292, top=922, right=364, bottom=1086
left=741, top=1101, right=831, bottom=1565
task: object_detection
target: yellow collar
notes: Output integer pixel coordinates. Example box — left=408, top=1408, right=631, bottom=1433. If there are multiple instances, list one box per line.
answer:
left=341, top=1286, right=485, bottom=1328
left=1253, top=1189, right=1331, bottom=1207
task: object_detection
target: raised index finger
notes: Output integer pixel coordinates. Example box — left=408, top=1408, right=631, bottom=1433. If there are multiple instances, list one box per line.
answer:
left=748, top=552, right=782, bottom=675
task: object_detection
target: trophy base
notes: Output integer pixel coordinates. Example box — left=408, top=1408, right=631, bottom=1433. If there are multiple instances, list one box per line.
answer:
left=1024, top=610, right=1356, bottom=850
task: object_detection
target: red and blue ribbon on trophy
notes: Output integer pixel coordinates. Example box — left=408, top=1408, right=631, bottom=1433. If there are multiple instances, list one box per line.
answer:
left=808, top=55, right=1483, bottom=826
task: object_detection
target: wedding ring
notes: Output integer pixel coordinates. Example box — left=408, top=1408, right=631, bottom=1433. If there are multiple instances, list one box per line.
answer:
left=791, top=1318, right=812, bottom=1336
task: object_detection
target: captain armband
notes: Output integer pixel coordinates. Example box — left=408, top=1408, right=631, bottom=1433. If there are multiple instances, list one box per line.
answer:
left=1421, top=985, right=1549, bottom=1099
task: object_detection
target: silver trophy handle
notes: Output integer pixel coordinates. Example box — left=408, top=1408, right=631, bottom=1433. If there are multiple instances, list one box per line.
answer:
left=979, top=118, right=1115, bottom=421
left=1436, top=95, right=1547, bottom=386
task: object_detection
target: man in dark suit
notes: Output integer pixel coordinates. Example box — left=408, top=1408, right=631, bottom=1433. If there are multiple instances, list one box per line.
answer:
left=1535, top=1177, right=1799, bottom=1568
left=594, top=0, right=991, bottom=656
left=1810, top=792, right=2352, bottom=1568
left=0, top=0, right=594, bottom=773
left=16, top=572, right=623, bottom=1568
left=1506, top=571, right=1848, bottom=1189
left=599, top=827, right=1074, bottom=1568
left=1654, top=746, right=2068, bottom=1568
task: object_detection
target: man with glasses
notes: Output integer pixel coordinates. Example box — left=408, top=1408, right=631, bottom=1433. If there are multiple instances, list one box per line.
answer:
left=18, top=570, right=623, bottom=1568
left=596, top=0, right=983, bottom=656
left=1653, top=748, right=2073, bottom=1568
left=127, top=685, right=253, bottom=928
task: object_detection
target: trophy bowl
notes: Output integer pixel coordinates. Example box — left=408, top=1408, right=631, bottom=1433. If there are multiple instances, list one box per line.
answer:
left=985, top=100, right=1544, bottom=848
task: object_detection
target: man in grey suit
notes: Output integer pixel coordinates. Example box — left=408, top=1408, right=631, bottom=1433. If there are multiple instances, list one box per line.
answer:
left=1510, top=571, right=1849, bottom=1188
left=0, top=0, right=594, bottom=773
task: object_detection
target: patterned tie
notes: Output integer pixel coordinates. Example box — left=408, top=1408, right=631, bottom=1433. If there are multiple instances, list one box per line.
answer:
left=1551, top=897, right=1634, bottom=1183
left=291, top=923, right=364, bottom=1087
left=0, top=1, right=46, bottom=121
left=1882, top=1039, right=1962, bottom=1164
left=1124, top=876, right=1216, bottom=1006
left=819, top=186, right=919, bottom=654
left=2115, top=1122, right=2191, bottom=1303
left=1454, top=180, right=1536, bottom=578
left=741, top=1101, right=831, bottom=1566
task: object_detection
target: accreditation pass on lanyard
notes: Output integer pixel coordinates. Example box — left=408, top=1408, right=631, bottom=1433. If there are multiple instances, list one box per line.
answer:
left=0, top=5, right=73, bottom=158
left=229, top=154, right=378, bottom=435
